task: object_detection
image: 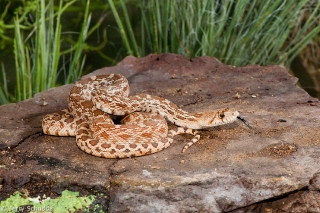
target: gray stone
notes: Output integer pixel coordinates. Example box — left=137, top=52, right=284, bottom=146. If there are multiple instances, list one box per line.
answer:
left=0, top=53, right=320, bottom=212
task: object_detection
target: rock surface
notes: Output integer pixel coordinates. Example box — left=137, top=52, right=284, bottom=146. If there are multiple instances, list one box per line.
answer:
left=0, top=53, right=320, bottom=212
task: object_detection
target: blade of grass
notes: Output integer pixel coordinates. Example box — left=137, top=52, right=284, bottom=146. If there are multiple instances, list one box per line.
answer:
left=108, top=0, right=133, bottom=55
left=66, top=0, right=91, bottom=83
left=120, top=0, right=140, bottom=57
left=13, top=16, right=31, bottom=102
left=0, top=62, right=10, bottom=104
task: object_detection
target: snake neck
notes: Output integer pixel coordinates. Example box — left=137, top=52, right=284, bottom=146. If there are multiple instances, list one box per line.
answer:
left=130, top=94, right=198, bottom=127
left=131, top=94, right=238, bottom=129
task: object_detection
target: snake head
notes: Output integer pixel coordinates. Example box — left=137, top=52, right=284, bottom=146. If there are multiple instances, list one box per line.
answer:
left=198, top=108, right=239, bottom=128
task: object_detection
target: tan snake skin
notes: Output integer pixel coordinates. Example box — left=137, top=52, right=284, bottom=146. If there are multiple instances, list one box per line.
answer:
left=42, top=74, right=240, bottom=158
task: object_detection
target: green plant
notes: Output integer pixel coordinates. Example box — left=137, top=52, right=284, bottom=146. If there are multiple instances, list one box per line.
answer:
left=12, top=0, right=89, bottom=103
left=110, top=0, right=320, bottom=67
left=2, top=0, right=320, bottom=104
left=0, top=0, right=106, bottom=104
left=0, top=190, right=100, bottom=213
left=0, top=62, right=10, bottom=104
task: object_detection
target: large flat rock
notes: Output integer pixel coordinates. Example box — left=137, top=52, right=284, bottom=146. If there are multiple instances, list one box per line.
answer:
left=0, top=53, right=319, bottom=212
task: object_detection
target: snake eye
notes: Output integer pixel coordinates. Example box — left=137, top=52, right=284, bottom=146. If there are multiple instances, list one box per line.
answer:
left=219, top=113, right=225, bottom=118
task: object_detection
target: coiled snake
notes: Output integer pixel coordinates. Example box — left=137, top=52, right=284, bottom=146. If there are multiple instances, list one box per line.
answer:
left=42, top=74, right=250, bottom=158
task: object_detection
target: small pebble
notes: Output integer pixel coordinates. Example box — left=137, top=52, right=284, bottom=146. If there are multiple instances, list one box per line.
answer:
left=170, top=74, right=177, bottom=79
left=277, top=119, right=287, bottom=122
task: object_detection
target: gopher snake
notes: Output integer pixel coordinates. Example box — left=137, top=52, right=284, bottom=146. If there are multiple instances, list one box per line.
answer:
left=42, top=74, right=247, bottom=158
